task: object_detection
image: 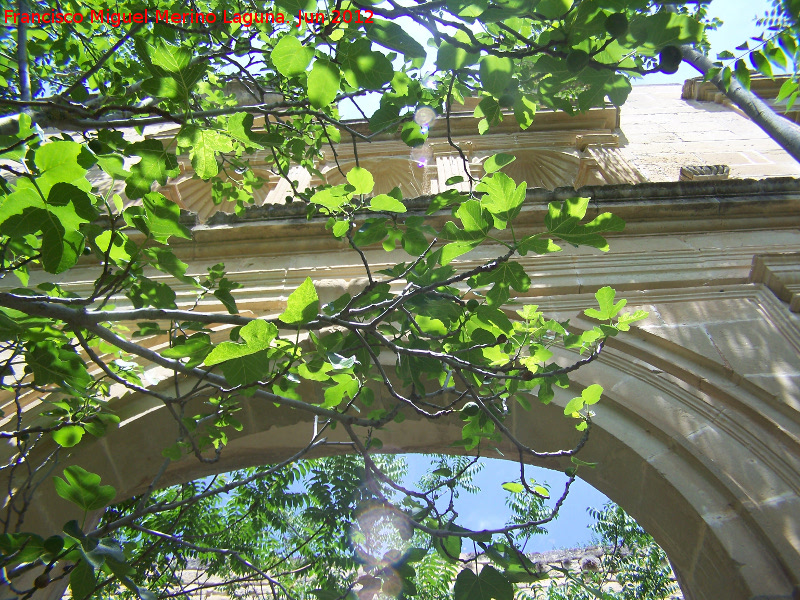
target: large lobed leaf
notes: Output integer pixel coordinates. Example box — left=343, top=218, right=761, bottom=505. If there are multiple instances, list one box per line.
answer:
left=53, top=466, right=116, bottom=512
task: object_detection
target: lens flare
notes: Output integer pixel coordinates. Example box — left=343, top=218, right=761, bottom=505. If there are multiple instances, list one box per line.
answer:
left=410, top=143, right=433, bottom=168
left=413, top=106, right=437, bottom=128
left=350, top=505, right=412, bottom=567
left=350, top=504, right=411, bottom=600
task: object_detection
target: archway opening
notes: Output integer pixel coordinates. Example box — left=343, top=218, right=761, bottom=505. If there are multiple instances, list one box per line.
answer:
left=93, top=451, right=681, bottom=600
left=17, top=327, right=793, bottom=600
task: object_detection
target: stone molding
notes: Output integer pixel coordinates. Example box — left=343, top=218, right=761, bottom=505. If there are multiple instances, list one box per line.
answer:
left=751, top=253, right=800, bottom=312
left=681, top=75, right=800, bottom=124
left=91, top=103, right=645, bottom=222
left=9, top=282, right=798, bottom=600
left=679, top=165, right=730, bottom=181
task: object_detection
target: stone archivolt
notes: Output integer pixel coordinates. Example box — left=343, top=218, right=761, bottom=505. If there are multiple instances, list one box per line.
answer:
left=6, top=177, right=800, bottom=600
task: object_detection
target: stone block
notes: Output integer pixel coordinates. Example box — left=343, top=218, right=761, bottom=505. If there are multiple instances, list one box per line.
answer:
left=655, top=298, right=759, bottom=327
left=704, top=320, right=800, bottom=377
left=637, top=324, right=727, bottom=368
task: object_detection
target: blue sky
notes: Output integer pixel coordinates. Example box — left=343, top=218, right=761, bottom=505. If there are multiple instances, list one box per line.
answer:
left=400, top=454, right=610, bottom=551
left=643, top=0, right=778, bottom=85
left=390, top=0, right=777, bottom=551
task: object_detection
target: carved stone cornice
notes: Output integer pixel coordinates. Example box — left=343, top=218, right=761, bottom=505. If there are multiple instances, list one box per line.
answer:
left=136, top=103, right=634, bottom=222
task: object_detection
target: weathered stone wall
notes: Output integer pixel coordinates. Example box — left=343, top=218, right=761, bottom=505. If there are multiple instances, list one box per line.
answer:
left=619, top=84, right=800, bottom=183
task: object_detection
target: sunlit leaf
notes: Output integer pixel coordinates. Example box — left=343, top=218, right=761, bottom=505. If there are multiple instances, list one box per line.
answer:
left=308, top=60, right=341, bottom=109
left=52, top=425, right=84, bottom=448
left=501, top=482, right=523, bottom=493
left=272, top=36, right=314, bottom=76
left=280, top=277, right=320, bottom=325
left=369, top=194, right=406, bottom=213
left=205, top=320, right=278, bottom=365
left=53, top=466, right=116, bottom=512
left=346, top=167, right=375, bottom=195
left=584, top=286, right=626, bottom=321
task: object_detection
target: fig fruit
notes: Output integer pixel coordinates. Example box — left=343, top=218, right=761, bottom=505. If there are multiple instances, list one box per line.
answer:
left=566, top=49, right=591, bottom=72
left=658, top=46, right=682, bottom=74
left=605, top=12, right=628, bottom=38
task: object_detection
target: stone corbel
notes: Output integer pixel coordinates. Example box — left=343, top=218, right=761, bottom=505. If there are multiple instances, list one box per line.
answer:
left=574, top=148, right=608, bottom=188
left=750, top=253, right=800, bottom=312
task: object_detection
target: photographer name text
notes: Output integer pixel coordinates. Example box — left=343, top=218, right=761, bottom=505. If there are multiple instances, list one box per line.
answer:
left=3, top=8, right=374, bottom=28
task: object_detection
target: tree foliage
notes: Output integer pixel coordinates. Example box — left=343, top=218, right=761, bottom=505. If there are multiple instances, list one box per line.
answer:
left=0, top=0, right=761, bottom=598
left=718, top=0, right=800, bottom=104
left=98, top=457, right=675, bottom=600
left=536, top=503, right=677, bottom=600
left=679, top=0, right=800, bottom=163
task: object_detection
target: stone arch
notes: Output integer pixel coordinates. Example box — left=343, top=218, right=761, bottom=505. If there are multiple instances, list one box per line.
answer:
left=16, top=310, right=799, bottom=600
left=4, top=180, right=800, bottom=600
